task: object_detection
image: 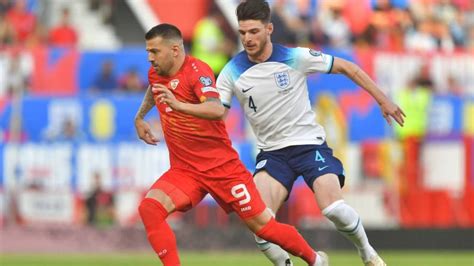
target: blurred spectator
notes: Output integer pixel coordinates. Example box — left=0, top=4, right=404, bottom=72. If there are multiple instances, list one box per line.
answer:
left=445, top=75, right=463, bottom=96
left=270, top=0, right=309, bottom=46
left=43, top=115, right=84, bottom=142
left=466, top=26, right=474, bottom=51
left=119, top=68, right=145, bottom=93
left=394, top=65, right=433, bottom=140
left=431, top=17, right=455, bottom=51
left=367, top=0, right=405, bottom=49
left=5, top=50, right=32, bottom=97
left=85, top=172, right=115, bottom=228
left=90, top=60, right=118, bottom=93
left=433, top=0, right=465, bottom=45
left=58, top=117, right=84, bottom=141
left=191, top=3, right=235, bottom=76
left=317, top=3, right=352, bottom=50
left=24, top=20, right=47, bottom=48
left=0, top=0, right=12, bottom=15
left=48, top=7, right=78, bottom=47
left=5, top=0, right=36, bottom=44
left=0, top=12, right=15, bottom=46
left=405, top=18, right=438, bottom=52
left=89, top=0, right=113, bottom=24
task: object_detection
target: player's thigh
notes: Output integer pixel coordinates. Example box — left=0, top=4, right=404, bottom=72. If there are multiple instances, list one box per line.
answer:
left=254, top=149, right=298, bottom=204
left=254, top=170, right=288, bottom=212
left=208, top=166, right=267, bottom=222
left=312, top=173, right=343, bottom=210
left=148, top=169, right=206, bottom=213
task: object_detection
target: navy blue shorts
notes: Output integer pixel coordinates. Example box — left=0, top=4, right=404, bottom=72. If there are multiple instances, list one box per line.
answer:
left=254, top=143, right=345, bottom=195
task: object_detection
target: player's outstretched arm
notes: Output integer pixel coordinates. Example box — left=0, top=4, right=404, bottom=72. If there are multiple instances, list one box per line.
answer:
left=153, top=84, right=226, bottom=120
left=135, top=85, right=159, bottom=145
left=330, top=57, right=406, bottom=126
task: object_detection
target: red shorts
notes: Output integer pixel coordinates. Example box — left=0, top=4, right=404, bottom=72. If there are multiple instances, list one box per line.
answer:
left=149, top=160, right=266, bottom=220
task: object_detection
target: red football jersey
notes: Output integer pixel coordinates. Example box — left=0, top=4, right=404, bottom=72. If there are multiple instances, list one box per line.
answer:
left=148, top=56, right=240, bottom=174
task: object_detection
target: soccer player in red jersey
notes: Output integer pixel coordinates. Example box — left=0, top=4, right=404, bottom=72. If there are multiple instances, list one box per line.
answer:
left=134, top=24, right=328, bottom=266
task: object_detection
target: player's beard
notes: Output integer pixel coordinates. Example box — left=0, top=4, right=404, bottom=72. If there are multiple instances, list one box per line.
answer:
left=155, top=61, right=171, bottom=76
left=246, top=38, right=268, bottom=60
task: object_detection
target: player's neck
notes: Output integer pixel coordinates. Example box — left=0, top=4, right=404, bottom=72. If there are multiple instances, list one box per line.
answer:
left=167, top=54, right=186, bottom=77
left=249, top=43, right=273, bottom=63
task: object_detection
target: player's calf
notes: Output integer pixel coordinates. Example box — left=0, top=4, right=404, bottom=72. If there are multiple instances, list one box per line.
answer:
left=138, top=198, right=180, bottom=266
left=322, top=199, right=377, bottom=263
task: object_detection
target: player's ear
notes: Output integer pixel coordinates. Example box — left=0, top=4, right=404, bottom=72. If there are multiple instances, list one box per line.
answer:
left=171, top=44, right=180, bottom=57
left=267, top=22, right=273, bottom=35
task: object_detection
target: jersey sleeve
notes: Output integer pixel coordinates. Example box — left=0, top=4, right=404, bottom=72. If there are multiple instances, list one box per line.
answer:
left=294, top=47, right=334, bottom=75
left=190, top=60, right=219, bottom=102
left=216, top=64, right=234, bottom=108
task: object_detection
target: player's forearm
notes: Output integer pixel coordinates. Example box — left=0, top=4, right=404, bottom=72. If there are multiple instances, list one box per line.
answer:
left=175, top=100, right=225, bottom=120
left=135, top=86, right=156, bottom=120
left=332, top=58, right=390, bottom=105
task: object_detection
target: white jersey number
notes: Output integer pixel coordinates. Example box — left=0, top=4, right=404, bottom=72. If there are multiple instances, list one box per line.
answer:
left=231, top=184, right=251, bottom=205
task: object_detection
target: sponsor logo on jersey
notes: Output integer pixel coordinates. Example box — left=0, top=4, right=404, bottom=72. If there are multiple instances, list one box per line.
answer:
left=309, top=49, right=321, bottom=57
left=274, top=71, right=290, bottom=89
left=256, top=159, right=267, bottom=169
left=242, top=86, right=254, bottom=93
left=199, top=76, right=213, bottom=86
left=241, top=206, right=252, bottom=212
left=318, top=165, right=329, bottom=171
left=170, top=79, right=179, bottom=90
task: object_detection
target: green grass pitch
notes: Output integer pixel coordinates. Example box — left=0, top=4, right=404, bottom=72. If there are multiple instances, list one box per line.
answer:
left=1, top=251, right=473, bottom=266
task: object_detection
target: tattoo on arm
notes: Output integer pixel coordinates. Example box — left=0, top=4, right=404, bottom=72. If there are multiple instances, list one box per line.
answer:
left=135, top=86, right=155, bottom=120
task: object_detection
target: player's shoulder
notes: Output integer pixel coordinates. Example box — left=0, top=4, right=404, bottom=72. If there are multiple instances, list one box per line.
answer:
left=271, top=44, right=321, bottom=60
left=219, top=50, right=254, bottom=81
left=185, top=56, right=213, bottom=74
left=184, top=56, right=215, bottom=87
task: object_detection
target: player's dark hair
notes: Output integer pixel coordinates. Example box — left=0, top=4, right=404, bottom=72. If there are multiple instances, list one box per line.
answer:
left=145, top=23, right=182, bottom=41
left=236, top=0, right=271, bottom=23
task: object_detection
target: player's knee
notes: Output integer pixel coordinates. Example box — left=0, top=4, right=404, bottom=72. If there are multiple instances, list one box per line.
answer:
left=246, top=210, right=273, bottom=233
left=138, top=198, right=168, bottom=227
left=322, top=200, right=359, bottom=229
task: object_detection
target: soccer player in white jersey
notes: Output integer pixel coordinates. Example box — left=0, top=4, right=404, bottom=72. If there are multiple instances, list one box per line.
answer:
left=216, top=1, right=406, bottom=266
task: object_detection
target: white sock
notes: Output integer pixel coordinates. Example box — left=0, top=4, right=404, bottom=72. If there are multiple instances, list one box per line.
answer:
left=254, top=208, right=292, bottom=266
left=322, top=200, right=376, bottom=262
left=255, top=236, right=292, bottom=266
left=314, top=252, right=328, bottom=266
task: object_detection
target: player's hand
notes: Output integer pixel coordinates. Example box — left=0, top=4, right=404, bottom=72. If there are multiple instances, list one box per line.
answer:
left=379, top=100, right=406, bottom=126
left=135, top=118, right=159, bottom=145
left=152, top=83, right=183, bottom=111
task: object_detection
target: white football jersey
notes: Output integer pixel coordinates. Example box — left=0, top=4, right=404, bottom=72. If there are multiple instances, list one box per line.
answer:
left=217, top=44, right=334, bottom=151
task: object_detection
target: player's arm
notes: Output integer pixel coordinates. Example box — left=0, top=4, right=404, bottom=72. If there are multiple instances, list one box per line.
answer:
left=134, top=85, right=159, bottom=145
left=330, top=57, right=406, bottom=126
left=153, top=83, right=225, bottom=120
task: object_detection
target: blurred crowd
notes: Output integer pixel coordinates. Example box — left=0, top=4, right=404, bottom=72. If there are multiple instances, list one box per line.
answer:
left=263, top=0, right=474, bottom=52
left=1, top=0, right=473, bottom=96
left=0, top=0, right=76, bottom=48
